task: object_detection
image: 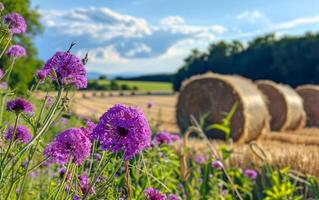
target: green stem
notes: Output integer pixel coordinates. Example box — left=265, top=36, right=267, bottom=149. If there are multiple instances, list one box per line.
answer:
left=4, top=58, right=16, bottom=83
left=2, top=88, right=64, bottom=172
left=17, top=138, right=41, bottom=200
left=93, top=160, right=123, bottom=198
left=4, top=172, right=15, bottom=200
left=125, top=161, right=132, bottom=200
left=0, top=36, right=11, bottom=58
left=88, top=141, right=96, bottom=176
left=0, top=32, right=8, bottom=46
left=53, top=159, right=72, bottom=200
left=0, top=92, right=7, bottom=126
left=1, top=113, right=20, bottom=165
left=82, top=154, right=115, bottom=200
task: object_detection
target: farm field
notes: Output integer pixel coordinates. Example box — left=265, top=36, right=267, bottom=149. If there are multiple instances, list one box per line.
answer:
left=73, top=91, right=179, bottom=132
left=73, top=91, right=319, bottom=176
left=91, top=80, right=173, bottom=91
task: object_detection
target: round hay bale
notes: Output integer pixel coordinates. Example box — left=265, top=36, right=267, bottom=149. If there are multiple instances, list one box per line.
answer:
left=296, top=85, right=319, bottom=127
left=256, top=80, right=305, bottom=131
left=176, top=72, right=269, bottom=142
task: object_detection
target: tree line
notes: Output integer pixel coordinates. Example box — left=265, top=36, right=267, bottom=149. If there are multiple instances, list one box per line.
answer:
left=173, top=33, right=319, bottom=91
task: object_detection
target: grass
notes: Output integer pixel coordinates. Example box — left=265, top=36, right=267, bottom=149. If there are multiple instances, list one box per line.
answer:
left=95, top=80, right=172, bottom=91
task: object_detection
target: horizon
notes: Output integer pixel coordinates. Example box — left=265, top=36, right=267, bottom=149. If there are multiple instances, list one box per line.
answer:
left=31, top=0, right=319, bottom=76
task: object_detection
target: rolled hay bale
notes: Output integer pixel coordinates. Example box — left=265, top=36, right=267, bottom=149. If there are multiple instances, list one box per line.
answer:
left=296, top=85, right=319, bottom=127
left=176, top=72, right=269, bottom=142
left=256, top=80, right=305, bottom=131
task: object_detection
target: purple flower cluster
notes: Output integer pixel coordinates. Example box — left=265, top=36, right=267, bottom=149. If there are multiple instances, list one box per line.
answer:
left=43, top=51, right=87, bottom=89
left=211, top=160, right=223, bottom=170
left=5, top=125, right=32, bottom=144
left=3, top=12, right=27, bottom=35
left=0, top=82, right=7, bottom=90
left=152, top=131, right=180, bottom=145
left=146, top=102, right=155, bottom=109
left=93, top=104, right=151, bottom=160
left=78, top=173, right=95, bottom=194
left=6, top=45, right=26, bottom=58
left=168, top=194, right=179, bottom=200
left=144, top=188, right=166, bottom=200
left=81, top=120, right=96, bottom=140
left=36, top=69, right=47, bottom=81
left=195, top=155, right=206, bottom=164
left=7, top=97, right=34, bottom=115
left=244, top=169, right=258, bottom=180
left=44, top=128, right=91, bottom=165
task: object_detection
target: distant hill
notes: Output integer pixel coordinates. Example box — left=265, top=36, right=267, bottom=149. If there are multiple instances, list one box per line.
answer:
left=117, top=73, right=173, bottom=82
left=87, top=71, right=143, bottom=80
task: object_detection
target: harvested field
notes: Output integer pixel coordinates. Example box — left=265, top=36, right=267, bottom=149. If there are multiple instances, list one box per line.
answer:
left=72, top=91, right=319, bottom=175
left=180, top=139, right=319, bottom=176
left=72, top=91, right=179, bottom=132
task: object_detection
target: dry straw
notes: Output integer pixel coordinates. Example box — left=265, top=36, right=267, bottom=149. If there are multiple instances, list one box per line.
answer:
left=256, top=80, right=305, bottom=131
left=296, top=85, right=319, bottom=127
left=176, top=72, right=269, bottom=143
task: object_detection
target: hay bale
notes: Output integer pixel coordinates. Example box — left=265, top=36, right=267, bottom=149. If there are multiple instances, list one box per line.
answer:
left=256, top=80, right=305, bottom=131
left=296, top=85, right=319, bottom=127
left=176, top=72, right=269, bottom=142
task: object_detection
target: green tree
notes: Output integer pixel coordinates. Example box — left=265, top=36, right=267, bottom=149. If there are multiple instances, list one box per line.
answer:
left=0, top=0, right=43, bottom=94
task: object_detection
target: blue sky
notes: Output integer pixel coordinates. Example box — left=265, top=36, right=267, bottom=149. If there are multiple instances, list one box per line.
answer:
left=31, top=0, right=319, bottom=75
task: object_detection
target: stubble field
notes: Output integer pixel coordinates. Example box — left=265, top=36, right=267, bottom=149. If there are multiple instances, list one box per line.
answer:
left=72, top=91, right=319, bottom=176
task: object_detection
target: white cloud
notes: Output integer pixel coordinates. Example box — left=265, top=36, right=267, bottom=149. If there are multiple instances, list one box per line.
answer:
left=125, top=43, right=152, bottom=57
left=272, top=15, right=319, bottom=30
left=236, top=10, right=270, bottom=24
left=211, top=25, right=227, bottom=34
left=159, top=16, right=184, bottom=26
left=40, top=7, right=152, bottom=41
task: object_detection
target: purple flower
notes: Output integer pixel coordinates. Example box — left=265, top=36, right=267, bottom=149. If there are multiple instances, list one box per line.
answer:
left=198, top=178, right=203, bottom=183
left=43, top=51, right=87, bottom=89
left=147, top=102, right=155, bottom=109
left=3, top=12, right=27, bottom=34
left=44, top=128, right=91, bottom=165
left=144, top=187, right=166, bottom=200
left=170, top=134, right=180, bottom=142
left=81, top=120, right=96, bottom=140
left=78, top=173, right=95, bottom=194
left=94, top=153, right=101, bottom=161
left=59, top=117, right=68, bottom=127
left=152, top=132, right=180, bottom=145
left=195, top=155, right=206, bottom=164
left=0, top=69, right=3, bottom=79
left=6, top=45, right=26, bottom=58
left=5, top=125, right=32, bottom=144
left=211, top=160, right=223, bottom=170
left=244, top=169, right=258, bottom=180
left=45, top=95, right=54, bottom=106
left=93, top=104, right=151, bottom=160
left=0, top=82, right=7, bottom=90
left=168, top=194, right=179, bottom=200
left=153, top=132, right=172, bottom=145
left=72, top=195, right=81, bottom=200
left=21, top=159, right=29, bottom=169
left=36, top=69, right=49, bottom=81
left=6, top=97, right=34, bottom=115
left=58, top=167, right=68, bottom=179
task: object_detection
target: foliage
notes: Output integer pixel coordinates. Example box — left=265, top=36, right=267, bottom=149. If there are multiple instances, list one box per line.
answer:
left=0, top=0, right=43, bottom=94
left=86, top=79, right=172, bottom=91
left=173, top=33, right=319, bottom=91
